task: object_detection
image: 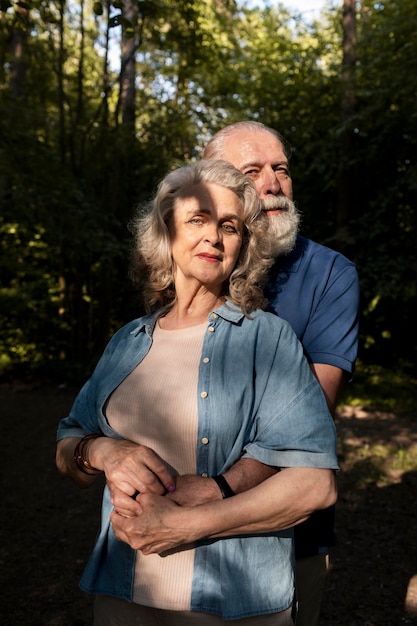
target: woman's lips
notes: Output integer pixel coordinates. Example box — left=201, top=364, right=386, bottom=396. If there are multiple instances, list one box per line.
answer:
left=198, top=253, right=220, bottom=263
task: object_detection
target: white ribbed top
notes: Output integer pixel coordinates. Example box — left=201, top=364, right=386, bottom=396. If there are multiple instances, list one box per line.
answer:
left=106, top=320, right=207, bottom=609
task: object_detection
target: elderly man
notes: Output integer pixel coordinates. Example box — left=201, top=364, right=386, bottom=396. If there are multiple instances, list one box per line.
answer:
left=202, top=121, right=360, bottom=625
left=203, top=121, right=359, bottom=414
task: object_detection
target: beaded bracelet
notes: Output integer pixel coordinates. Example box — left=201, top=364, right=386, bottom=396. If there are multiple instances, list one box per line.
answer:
left=74, top=433, right=102, bottom=475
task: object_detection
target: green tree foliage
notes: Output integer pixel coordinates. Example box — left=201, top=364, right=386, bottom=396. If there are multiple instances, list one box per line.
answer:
left=0, top=0, right=416, bottom=380
left=0, top=0, right=135, bottom=378
left=346, top=0, right=417, bottom=367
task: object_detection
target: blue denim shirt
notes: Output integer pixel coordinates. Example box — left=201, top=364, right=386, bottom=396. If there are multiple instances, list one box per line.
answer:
left=57, top=302, right=338, bottom=620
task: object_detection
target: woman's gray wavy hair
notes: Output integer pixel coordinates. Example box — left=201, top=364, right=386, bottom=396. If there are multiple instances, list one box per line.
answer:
left=130, top=159, right=274, bottom=315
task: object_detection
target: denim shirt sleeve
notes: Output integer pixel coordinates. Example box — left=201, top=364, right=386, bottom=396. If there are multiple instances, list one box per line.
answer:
left=56, top=315, right=156, bottom=440
left=245, top=317, right=338, bottom=469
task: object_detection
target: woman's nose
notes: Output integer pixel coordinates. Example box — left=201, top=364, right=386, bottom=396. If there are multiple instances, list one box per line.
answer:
left=204, top=225, right=221, bottom=245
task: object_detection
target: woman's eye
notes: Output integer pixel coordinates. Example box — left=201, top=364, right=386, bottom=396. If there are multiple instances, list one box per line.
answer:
left=222, top=223, right=237, bottom=233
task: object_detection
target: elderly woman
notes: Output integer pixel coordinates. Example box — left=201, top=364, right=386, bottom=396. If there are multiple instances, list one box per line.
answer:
left=56, top=160, right=338, bottom=626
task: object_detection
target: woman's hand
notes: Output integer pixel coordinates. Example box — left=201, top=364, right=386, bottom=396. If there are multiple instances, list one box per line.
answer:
left=110, top=484, right=143, bottom=518
left=88, top=437, right=176, bottom=497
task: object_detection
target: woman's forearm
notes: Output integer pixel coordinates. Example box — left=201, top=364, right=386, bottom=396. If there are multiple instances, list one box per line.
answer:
left=56, top=435, right=176, bottom=495
left=56, top=437, right=101, bottom=488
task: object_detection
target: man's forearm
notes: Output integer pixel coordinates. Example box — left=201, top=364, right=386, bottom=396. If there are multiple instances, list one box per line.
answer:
left=111, top=467, right=337, bottom=555
left=167, top=458, right=278, bottom=507
left=192, top=467, right=337, bottom=538
left=222, top=457, right=279, bottom=494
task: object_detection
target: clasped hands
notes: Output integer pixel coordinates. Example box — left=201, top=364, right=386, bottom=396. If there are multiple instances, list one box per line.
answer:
left=91, top=438, right=223, bottom=555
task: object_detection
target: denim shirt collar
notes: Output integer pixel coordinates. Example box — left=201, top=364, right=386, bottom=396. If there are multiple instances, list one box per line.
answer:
left=129, top=300, right=245, bottom=338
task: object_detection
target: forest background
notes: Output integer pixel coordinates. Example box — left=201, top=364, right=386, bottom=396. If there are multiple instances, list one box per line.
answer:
left=2, top=3, right=417, bottom=624
left=1, top=0, right=416, bottom=401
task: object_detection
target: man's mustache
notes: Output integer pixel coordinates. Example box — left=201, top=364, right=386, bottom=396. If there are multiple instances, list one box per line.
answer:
left=262, top=195, right=295, bottom=213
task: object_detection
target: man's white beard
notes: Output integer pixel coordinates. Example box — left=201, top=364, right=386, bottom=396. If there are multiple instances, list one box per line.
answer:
left=263, top=195, right=300, bottom=257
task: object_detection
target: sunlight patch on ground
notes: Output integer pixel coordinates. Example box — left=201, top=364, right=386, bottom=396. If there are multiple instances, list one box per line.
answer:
left=405, top=575, right=417, bottom=615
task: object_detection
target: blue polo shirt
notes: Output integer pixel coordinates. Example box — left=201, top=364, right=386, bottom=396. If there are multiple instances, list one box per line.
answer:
left=266, top=235, right=360, bottom=558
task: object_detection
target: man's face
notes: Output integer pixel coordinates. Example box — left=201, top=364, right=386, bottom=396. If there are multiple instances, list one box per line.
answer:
left=220, top=128, right=299, bottom=256
left=221, top=129, right=294, bottom=211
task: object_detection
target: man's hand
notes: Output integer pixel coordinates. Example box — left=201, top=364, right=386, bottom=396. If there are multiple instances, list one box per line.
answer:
left=110, top=493, right=195, bottom=554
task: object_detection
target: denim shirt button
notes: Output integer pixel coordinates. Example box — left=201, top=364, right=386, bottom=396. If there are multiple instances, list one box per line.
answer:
left=208, top=326, right=215, bottom=333
left=201, top=437, right=209, bottom=444
left=200, top=391, right=208, bottom=398
left=203, top=357, right=210, bottom=363
left=201, top=472, right=208, bottom=478
left=210, top=313, right=217, bottom=320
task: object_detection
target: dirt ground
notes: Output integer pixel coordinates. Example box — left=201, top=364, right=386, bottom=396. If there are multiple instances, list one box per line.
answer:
left=1, top=383, right=416, bottom=625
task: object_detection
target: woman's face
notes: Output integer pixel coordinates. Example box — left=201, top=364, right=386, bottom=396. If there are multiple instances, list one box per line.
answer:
left=169, top=182, right=244, bottom=294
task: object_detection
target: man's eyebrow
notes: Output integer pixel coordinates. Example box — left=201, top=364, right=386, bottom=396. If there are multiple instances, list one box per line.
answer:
left=239, top=160, right=261, bottom=170
left=239, top=159, right=289, bottom=169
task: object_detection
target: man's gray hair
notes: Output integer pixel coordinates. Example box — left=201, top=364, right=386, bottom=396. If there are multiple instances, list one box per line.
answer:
left=203, top=121, right=292, bottom=161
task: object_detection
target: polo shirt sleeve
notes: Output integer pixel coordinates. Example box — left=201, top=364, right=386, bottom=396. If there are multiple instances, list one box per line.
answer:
left=302, top=262, right=359, bottom=373
left=270, top=238, right=360, bottom=375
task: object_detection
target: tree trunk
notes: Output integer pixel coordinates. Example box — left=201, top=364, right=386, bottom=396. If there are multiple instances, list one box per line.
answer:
left=9, top=4, right=29, bottom=98
left=337, top=0, right=357, bottom=234
left=57, top=0, right=67, bottom=165
left=118, top=0, right=139, bottom=129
